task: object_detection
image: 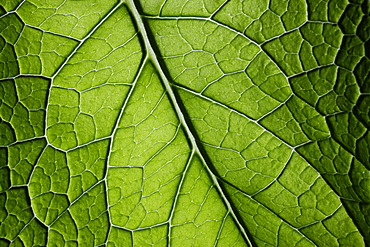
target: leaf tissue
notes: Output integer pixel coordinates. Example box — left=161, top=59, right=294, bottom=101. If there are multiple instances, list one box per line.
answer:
left=0, top=0, right=369, bottom=246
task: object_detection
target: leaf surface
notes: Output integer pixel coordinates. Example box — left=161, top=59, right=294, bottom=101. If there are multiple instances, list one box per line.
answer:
left=0, top=0, right=369, bottom=246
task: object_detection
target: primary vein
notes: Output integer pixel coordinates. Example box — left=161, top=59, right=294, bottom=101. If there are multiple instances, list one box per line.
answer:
left=126, top=0, right=253, bottom=246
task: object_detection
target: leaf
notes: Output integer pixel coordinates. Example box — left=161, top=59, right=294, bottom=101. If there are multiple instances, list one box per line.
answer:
left=0, top=0, right=369, bottom=246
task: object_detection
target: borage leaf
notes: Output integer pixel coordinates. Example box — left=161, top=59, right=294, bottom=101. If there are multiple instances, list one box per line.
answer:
left=0, top=0, right=369, bottom=246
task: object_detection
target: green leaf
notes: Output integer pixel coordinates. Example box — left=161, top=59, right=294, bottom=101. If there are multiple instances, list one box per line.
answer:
left=0, top=0, right=369, bottom=246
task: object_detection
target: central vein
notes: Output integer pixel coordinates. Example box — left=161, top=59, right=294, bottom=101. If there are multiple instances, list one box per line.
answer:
left=125, top=0, right=253, bottom=245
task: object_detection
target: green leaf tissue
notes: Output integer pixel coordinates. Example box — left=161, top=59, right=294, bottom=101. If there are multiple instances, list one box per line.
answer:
left=0, top=0, right=369, bottom=246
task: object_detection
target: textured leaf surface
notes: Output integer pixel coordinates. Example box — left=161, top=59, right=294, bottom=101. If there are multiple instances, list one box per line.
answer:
left=0, top=0, right=369, bottom=246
